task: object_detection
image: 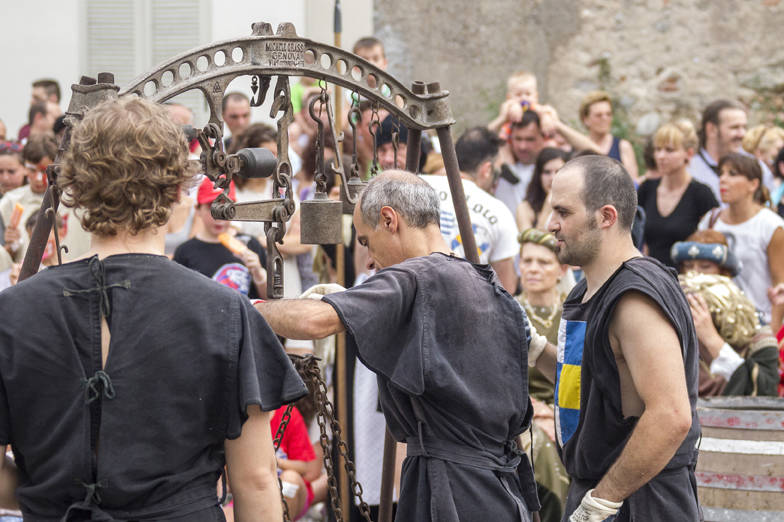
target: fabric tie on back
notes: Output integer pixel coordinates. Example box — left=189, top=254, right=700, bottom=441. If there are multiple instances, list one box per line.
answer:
left=62, top=256, right=131, bottom=319
left=82, top=370, right=115, bottom=404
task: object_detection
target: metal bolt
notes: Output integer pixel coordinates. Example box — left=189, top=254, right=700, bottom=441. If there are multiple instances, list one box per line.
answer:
left=426, top=82, right=441, bottom=94
left=97, top=73, right=115, bottom=84
left=412, top=81, right=426, bottom=95
left=80, top=76, right=97, bottom=86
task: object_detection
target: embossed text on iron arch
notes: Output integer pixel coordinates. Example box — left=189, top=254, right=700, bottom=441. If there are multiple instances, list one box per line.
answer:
left=265, top=41, right=305, bottom=67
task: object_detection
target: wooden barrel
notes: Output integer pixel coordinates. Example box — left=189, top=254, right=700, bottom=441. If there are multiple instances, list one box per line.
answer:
left=697, top=397, right=784, bottom=521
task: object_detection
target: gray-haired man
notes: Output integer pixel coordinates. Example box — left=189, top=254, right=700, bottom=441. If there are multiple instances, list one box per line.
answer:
left=255, top=170, right=540, bottom=521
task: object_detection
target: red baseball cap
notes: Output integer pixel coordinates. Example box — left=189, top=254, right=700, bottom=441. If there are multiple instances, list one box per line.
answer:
left=197, top=177, right=236, bottom=205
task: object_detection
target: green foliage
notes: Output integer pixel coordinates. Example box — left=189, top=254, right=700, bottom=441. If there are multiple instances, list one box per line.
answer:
left=595, top=57, right=645, bottom=173
left=747, top=86, right=784, bottom=128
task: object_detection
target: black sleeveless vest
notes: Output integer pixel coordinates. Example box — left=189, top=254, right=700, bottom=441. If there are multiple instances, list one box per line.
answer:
left=554, top=256, right=700, bottom=480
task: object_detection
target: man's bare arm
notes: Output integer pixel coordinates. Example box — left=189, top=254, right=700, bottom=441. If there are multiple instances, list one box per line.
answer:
left=491, top=258, right=518, bottom=294
left=536, top=104, right=601, bottom=153
left=528, top=319, right=557, bottom=383
left=255, top=299, right=344, bottom=340
left=0, top=451, right=19, bottom=510
left=553, top=119, right=601, bottom=153
left=593, top=292, right=692, bottom=502
left=619, top=140, right=641, bottom=184
left=225, top=406, right=282, bottom=521
left=534, top=342, right=558, bottom=384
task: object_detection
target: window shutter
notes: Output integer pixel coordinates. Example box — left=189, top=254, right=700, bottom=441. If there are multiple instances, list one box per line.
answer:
left=150, top=1, right=209, bottom=124
left=84, top=0, right=137, bottom=87
left=84, top=0, right=209, bottom=123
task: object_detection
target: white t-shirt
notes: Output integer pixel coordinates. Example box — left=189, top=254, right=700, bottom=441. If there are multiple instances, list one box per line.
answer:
left=421, top=174, right=519, bottom=264
left=0, top=185, right=44, bottom=261
left=698, top=207, right=784, bottom=324
left=494, top=162, right=534, bottom=216
left=0, top=186, right=91, bottom=263
left=352, top=360, right=398, bottom=506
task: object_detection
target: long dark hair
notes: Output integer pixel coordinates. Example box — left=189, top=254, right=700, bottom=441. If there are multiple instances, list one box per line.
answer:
left=774, top=145, right=784, bottom=180
left=525, top=147, right=569, bottom=214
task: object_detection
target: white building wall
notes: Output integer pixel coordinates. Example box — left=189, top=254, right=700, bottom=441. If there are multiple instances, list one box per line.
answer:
left=0, top=1, right=80, bottom=139
left=0, top=0, right=372, bottom=139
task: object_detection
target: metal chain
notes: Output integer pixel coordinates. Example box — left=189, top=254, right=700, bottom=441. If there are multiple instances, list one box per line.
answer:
left=273, top=404, right=293, bottom=450
left=277, top=477, right=292, bottom=522
left=265, top=75, right=296, bottom=298
left=269, top=75, right=295, bottom=208
left=391, top=116, right=400, bottom=170
left=291, top=354, right=374, bottom=522
left=41, top=162, right=68, bottom=266
left=273, top=404, right=294, bottom=522
left=309, top=90, right=329, bottom=195
left=368, top=104, right=381, bottom=178
left=250, top=75, right=259, bottom=105
left=348, top=100, right=362, bottom=179
left=315, top=376, right=344, bottom=520
left=249, top=74, right=270, bottom=107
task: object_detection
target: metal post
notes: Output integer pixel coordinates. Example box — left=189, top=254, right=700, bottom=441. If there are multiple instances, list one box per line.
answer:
left=379, top=81, right=428, bottom=522
left=378, top=428, right=396, bottom=522
left=404, top=127, right=422, bottom=174
left=436, top=125, right=479, bottom=264
left=404, top=81, right=426, bottom=174
left=332, top=2, right=351, bottom=519
left=19, top=187, right=58, bottom=281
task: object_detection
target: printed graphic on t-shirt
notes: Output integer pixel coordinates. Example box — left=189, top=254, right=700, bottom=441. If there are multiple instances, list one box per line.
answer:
left=441, top=215, right=491, bottom=260
left=213, top=262, right=251, bottom=295
left=554, top=319, right=586, bottom=448
left=422, top=174, right=518, bottom=264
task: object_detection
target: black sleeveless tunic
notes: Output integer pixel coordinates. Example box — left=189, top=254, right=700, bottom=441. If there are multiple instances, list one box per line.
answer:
left=324, top=253, right=540, bottom=521
left=554, top=256, right=701, bottom=521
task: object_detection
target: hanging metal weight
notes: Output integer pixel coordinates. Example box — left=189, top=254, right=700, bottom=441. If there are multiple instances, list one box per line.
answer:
left=301, top=193, right=343, bottom=244
left=341, top=176, right=366, bottom=214
left=300, top=92, right=343, bottom=245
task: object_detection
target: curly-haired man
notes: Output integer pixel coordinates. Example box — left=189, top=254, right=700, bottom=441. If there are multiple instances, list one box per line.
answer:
left=0, top=97, right=306, bottom=520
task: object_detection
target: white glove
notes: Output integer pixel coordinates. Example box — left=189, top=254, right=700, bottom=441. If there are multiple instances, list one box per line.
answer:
left=299, top=283, right=346, bottom=301
left=526, top=314, right=548, bottom=367
left=569, top=489, right=622, bottom=522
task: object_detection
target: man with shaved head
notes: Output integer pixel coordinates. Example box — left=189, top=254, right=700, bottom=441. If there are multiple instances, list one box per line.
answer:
left=256, top=170, right=541, bottom=520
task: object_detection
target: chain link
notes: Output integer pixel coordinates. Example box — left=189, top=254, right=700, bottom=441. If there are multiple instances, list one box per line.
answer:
left=368, top=104, right=381, bottom=178
left=309, top=89, right=330, bottom=195
left=391, top=116, right=400, bottom=170
left=265, top=75, right=296, bottom=298
left=273, top=404, right=294, bottom=522
left=348, top=97, right=362, bottom=180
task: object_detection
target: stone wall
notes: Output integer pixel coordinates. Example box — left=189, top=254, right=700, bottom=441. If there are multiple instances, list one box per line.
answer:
left=374, top=0, right=784, bottom=142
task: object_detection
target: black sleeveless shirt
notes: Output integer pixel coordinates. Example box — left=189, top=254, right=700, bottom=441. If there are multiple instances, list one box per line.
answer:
left=553, top=256, right=700, bottom=481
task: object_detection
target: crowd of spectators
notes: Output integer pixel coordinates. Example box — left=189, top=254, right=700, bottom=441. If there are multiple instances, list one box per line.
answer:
left=3, top=34, right=784, bottom=521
